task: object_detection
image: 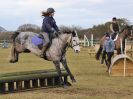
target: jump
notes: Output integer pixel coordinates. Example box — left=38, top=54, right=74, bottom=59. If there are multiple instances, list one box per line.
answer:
left=95, top=25, right=132, bottom=70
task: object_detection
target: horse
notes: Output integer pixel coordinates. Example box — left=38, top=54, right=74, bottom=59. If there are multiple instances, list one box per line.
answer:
left=95, top=25, right=132, bottom=71
left=9, top=30, right=80, bottom=88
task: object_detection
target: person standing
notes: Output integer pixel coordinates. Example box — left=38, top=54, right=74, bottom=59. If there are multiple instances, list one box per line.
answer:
left=103, top=35, right=115, bottom=71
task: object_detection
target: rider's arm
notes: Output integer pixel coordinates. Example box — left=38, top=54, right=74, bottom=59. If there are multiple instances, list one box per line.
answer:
left=110, top=24, right=114, bottom=33
left=52, top=18, right=59, bottom=32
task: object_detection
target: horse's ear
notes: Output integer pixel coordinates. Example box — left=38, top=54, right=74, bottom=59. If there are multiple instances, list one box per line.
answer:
left=72, top=31, right=76, bottom=37
left=72, top=30, right=77, bottom=37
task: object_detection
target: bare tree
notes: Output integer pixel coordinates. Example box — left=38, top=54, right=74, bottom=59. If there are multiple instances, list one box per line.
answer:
left=17, top=24, right=41, bottom=33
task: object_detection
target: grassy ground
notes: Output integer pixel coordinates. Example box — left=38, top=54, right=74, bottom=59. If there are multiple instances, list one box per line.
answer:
left=0, top=47, right=133, bottom=99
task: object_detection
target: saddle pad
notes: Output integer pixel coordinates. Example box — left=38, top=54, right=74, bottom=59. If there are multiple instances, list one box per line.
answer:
left=31, top=35, right=43, bottom=46
left=113, top=34, right=118, bottom=41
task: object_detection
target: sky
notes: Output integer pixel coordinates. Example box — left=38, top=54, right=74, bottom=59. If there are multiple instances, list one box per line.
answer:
left=0, top=0, right=133, bottom=31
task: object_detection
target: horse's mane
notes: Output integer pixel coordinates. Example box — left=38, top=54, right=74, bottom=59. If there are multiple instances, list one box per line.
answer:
left=120, top=25, right=131, bottom=33
left=60, top=27, right=73, bottom=34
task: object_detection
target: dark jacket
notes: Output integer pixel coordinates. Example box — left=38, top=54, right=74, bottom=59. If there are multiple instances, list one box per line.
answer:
left=41, top=16, right=59, bottom=33
left=111, top=23, right=120, bottom=32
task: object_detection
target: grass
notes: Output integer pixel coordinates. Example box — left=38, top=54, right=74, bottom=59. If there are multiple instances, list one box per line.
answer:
left=0, top=47, right=133, bottom=99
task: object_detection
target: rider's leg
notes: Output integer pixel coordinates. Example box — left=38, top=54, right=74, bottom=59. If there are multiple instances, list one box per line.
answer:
left=40, top=33, right=50, bottom=58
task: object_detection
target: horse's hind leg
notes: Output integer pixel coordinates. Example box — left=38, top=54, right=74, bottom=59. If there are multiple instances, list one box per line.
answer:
left=101, top=51, right=106, bottom=64
left=9, top=45, right=17, bottom=63
left=117, top=48, right=121, bottom=54
left=14, top=51, right=19, bottom=62
left=53, top=61, right=67, bottom=88
left=95, top=45, right=103, bottom=60
left=61, top=58, right=76, bottom=83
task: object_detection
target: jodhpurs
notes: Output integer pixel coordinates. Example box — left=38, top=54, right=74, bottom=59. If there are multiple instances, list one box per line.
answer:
left=107, top=52, right=114, bottom=68
left=40, top=33, right=50, bottom=46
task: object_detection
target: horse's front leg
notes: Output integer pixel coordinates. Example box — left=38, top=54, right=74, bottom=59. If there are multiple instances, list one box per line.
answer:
left=53, top=61, right=67, bottom=88
left=61, top=58, right=76, bottom=83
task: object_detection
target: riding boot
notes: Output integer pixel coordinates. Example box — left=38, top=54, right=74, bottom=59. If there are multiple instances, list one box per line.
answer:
left=40, top=46, right=47, bottom=58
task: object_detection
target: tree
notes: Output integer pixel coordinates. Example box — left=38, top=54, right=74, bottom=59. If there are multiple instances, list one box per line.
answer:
left=17, top=24, right=41, bottom=33
left=78, top=18, right=131, bottom=39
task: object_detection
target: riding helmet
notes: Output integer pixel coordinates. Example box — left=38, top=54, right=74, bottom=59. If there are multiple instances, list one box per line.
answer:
left=47, top=8, right=55, bottom=13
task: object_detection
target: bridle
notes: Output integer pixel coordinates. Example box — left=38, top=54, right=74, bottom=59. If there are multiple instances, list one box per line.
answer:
left=69, top=36, right=80, bottom=48
left=55, top=33, right=79, bottom=58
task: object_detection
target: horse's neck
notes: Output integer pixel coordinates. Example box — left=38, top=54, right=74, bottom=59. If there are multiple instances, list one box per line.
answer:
left=119, top=30, right=127, bottom=40
left=51, top=34, right=71, bottom=49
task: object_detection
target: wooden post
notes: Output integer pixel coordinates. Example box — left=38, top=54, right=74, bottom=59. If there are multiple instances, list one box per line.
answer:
left=124, top=39, right=127, bottom=77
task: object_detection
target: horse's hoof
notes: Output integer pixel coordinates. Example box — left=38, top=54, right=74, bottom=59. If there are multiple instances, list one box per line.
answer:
left=71, top=78, right=76, bottom=83
left=106, top=70, right=109, bottom=72
left=9, top=60, right=18, bottom=63
left=65, top=82, right=71, bottom=86
left=101, top=60, right=104, bottom=64
left=9, top=60, right=15, bottom=63
left=63, top=84, right=67, bottom=89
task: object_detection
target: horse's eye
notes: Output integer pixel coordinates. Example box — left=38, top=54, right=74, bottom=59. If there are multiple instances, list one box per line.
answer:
left=73, top=40, right=76, bottom=41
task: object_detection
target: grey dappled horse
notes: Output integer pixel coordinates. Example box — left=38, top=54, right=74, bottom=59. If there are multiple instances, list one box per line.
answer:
left=9, top=30, right=80, bottom=87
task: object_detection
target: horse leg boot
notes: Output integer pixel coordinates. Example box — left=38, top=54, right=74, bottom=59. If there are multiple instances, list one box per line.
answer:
left=53, top=61, right=67, bottom=88
left=61, top=59, right=76, bottom=83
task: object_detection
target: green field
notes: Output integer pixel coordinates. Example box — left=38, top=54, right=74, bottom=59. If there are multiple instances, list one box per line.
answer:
left=0, top=48, right=133, bottom=99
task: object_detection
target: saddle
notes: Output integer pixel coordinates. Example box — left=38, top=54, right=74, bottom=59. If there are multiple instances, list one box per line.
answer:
left=31, top=34, right=53, bottom=50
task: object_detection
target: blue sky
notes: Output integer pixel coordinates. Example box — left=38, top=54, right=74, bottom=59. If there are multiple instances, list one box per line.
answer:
left=0, top=0, right=133, bottom=31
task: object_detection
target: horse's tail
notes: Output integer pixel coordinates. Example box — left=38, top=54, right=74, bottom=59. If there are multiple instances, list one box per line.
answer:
left=12, top=31, right=20, bottom=45
left=95, top=45, right=103, bottom=60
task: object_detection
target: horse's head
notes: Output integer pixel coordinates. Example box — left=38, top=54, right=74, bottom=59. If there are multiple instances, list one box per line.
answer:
left=70, top=30, right=80, bottom=53
left=122, top=25, right=132, bottom=38
left=60, top=28, right=80, bottom=53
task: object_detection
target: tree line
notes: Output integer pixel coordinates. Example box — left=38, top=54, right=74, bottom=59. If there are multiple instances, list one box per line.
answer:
left=0, top=18, right=130, bottom=41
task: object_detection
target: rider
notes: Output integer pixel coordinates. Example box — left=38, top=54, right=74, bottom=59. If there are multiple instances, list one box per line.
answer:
left=110, top=17, right=121, bottom=40
left=40, top=8, right=60, bottom=58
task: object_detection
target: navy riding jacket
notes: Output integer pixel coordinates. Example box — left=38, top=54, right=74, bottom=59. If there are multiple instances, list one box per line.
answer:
left=41, top=16, right=59, bottom=33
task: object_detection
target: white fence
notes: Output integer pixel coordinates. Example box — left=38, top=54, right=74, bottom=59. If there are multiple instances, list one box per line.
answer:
left=0, top=40, right=10, bottom=48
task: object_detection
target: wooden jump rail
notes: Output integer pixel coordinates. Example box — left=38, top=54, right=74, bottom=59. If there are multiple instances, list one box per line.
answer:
left=0, top=69, right=69, bottom=94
